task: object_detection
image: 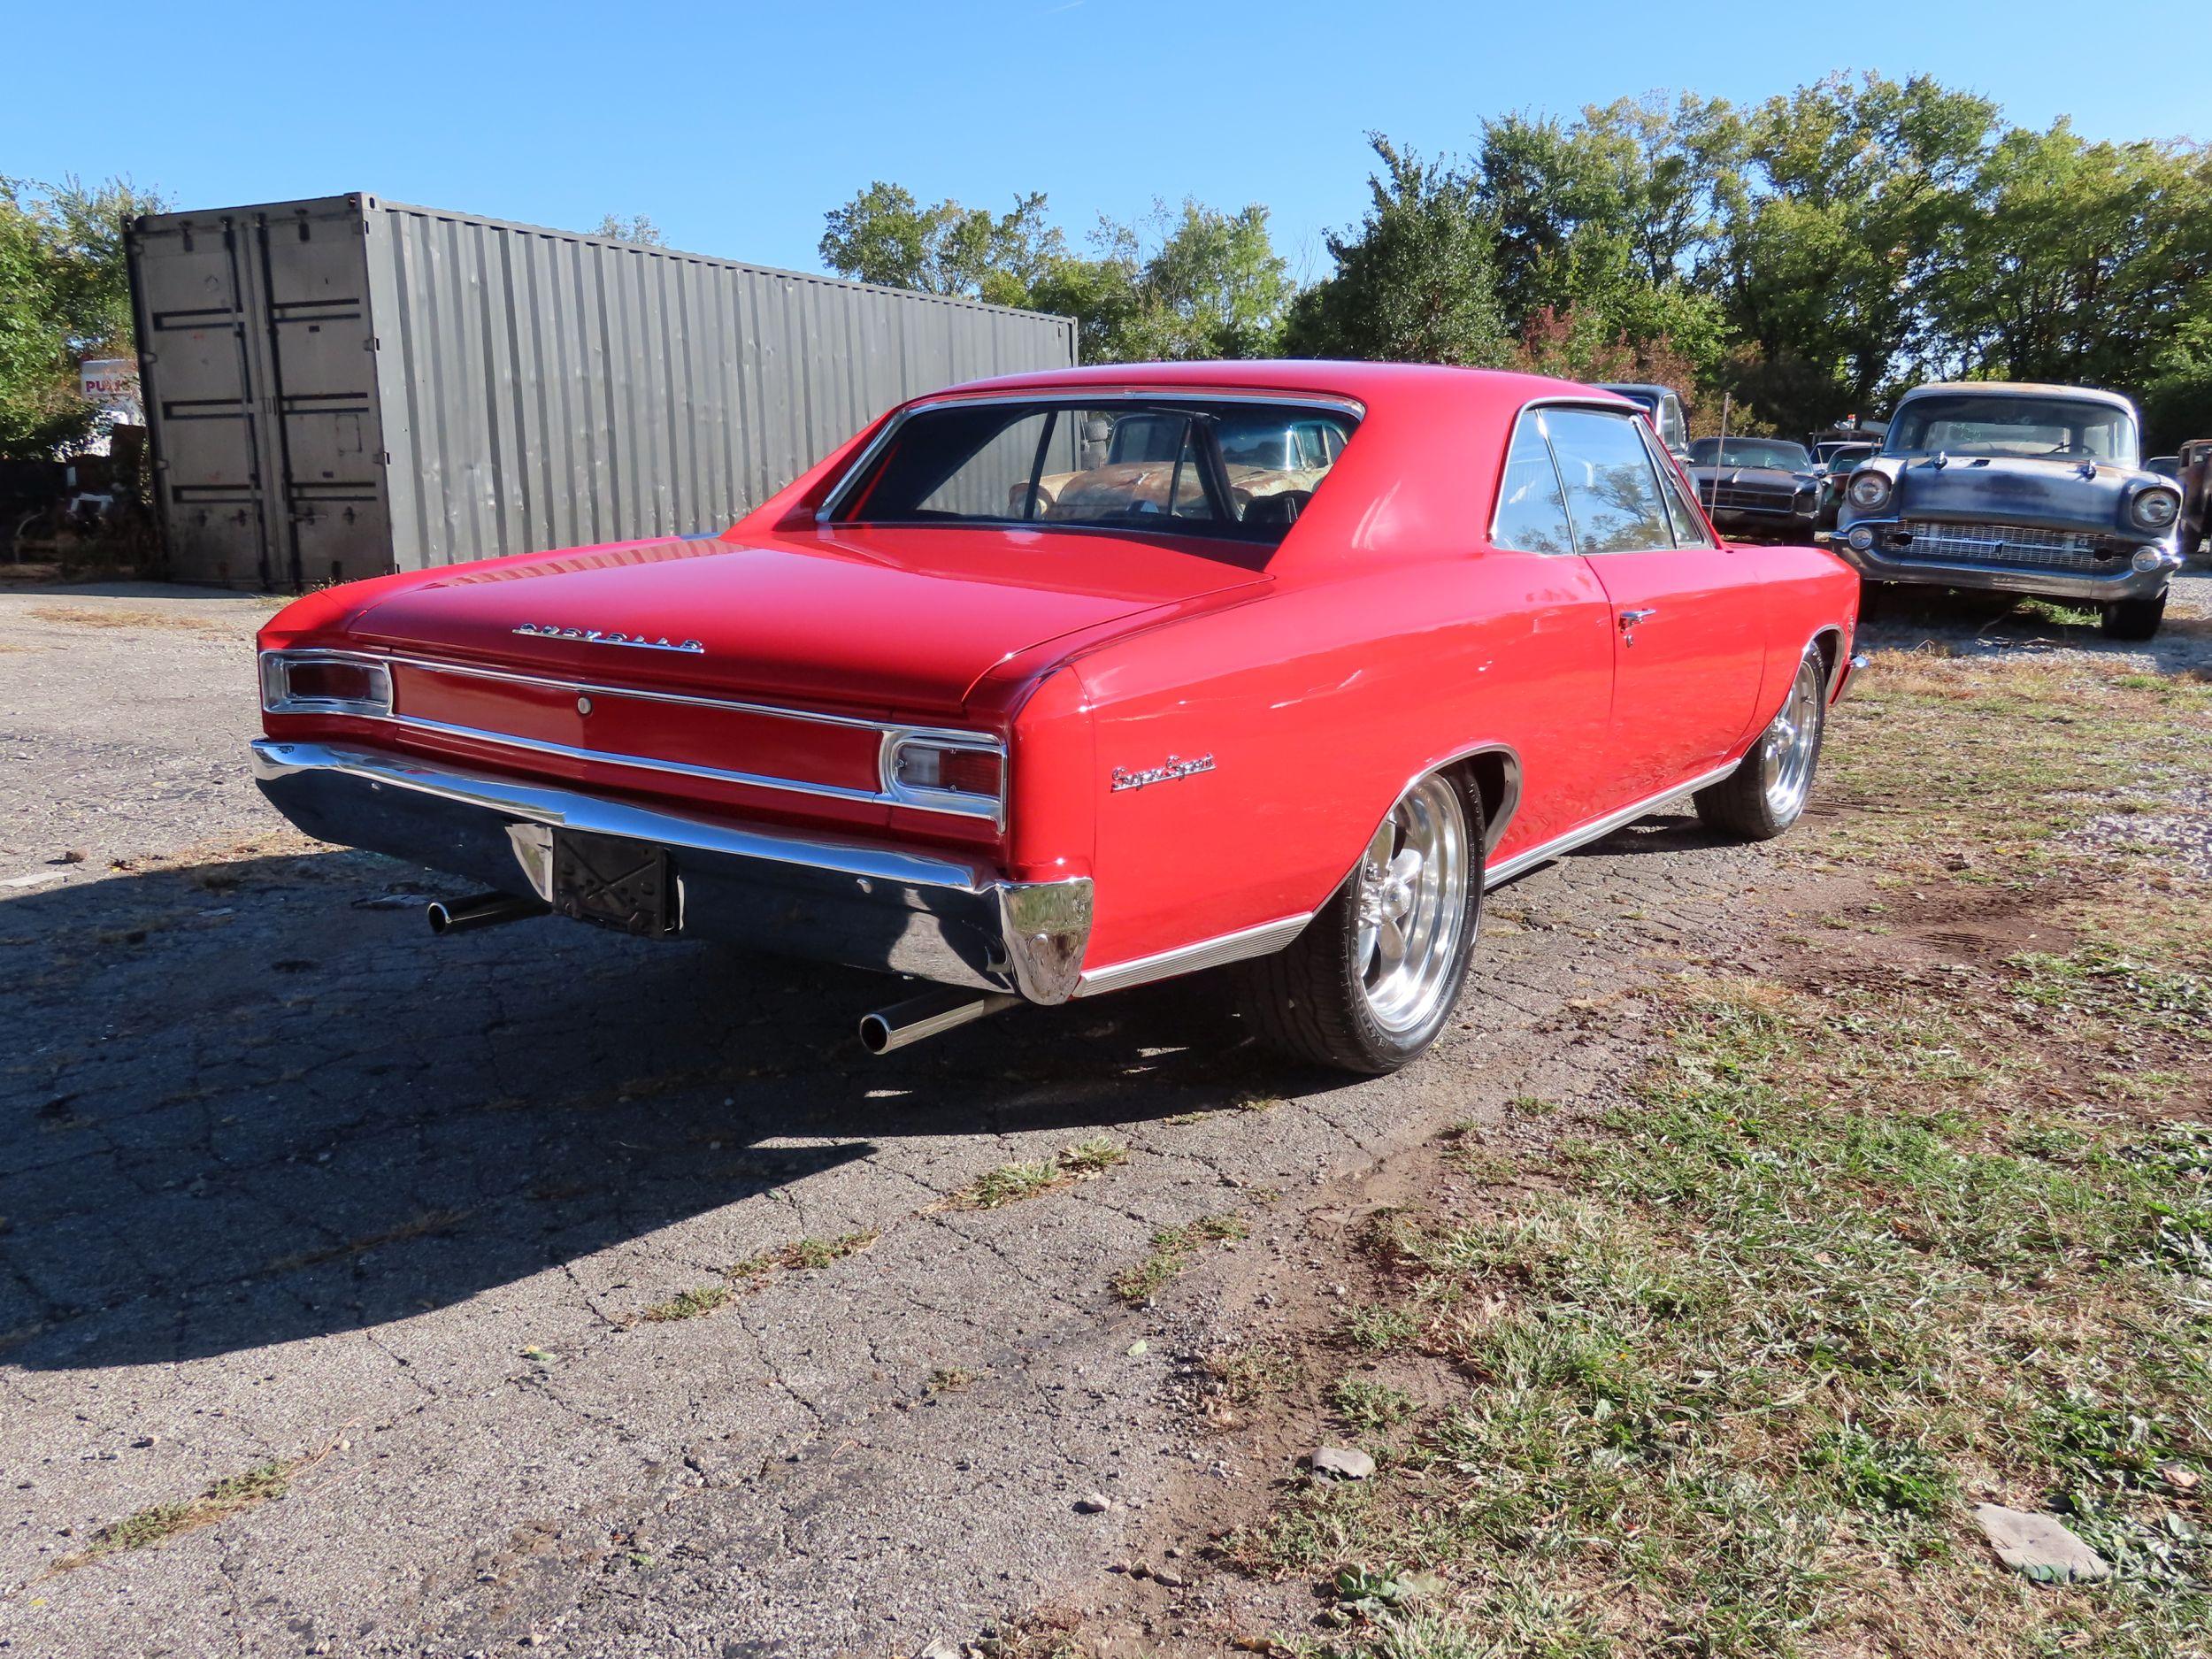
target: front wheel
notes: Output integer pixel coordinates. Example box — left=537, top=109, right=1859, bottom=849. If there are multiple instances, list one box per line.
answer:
left=2101, top=590, right=2167, bottom=641
left=1694, top=644, right=1827, bottom=841
left=1233, top=769, right=1485, bottom=1074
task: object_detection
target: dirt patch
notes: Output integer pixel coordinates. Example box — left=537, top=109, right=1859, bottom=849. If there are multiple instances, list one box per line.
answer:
left=25, top=604, right=227, bottom=632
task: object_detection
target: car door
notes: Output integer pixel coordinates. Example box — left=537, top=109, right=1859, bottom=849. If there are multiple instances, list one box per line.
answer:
left=1482, top=405, right=1626, bottom=846
left=1540, top=405, right=1766, bottom=804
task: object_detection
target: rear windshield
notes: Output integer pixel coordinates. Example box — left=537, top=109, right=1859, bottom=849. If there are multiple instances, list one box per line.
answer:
left=1689, top=437, right=1813, bottom=471
left=1886, top=393, right=2139, bottom=464
left=828, top=399, right=1357, bottom=545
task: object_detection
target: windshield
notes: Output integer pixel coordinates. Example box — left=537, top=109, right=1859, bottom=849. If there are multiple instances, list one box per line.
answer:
left=830, top=399, right=1356, bottom=545
left=1886, top=392, right=2139, bottom=465
left=1688, top=437, right=1812, bottom=472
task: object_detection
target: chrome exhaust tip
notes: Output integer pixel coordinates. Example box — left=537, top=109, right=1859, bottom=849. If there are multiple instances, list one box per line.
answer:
left=859, top=987, right=1018, bottom=1055
left=426, top=891, right=550, bottom=935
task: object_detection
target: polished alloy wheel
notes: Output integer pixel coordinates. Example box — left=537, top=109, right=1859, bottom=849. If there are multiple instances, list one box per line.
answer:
left=1759, top=653, right=1824, bottom=820
left=1354, top=774, right=1471, bottom=1033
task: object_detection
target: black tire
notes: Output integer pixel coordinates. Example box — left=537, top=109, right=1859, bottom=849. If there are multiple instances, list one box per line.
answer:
left=2101, top=590, right=2167, bottom=641
left=1694, top=644, right=1828, bottom=841
left=1233, top=769, right=1485, bottom=1074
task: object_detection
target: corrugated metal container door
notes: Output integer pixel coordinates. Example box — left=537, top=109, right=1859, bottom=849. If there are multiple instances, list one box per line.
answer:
left=134, top=194, right=1078, bottom=587
left=129, top=198, right=392, bottom=588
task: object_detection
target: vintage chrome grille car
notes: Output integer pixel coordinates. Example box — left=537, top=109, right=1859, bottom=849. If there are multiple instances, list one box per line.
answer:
left=1835, top=381, right=2185, bottom=639
left=1686, top=436, right=1821, bottom=540
left=252, top=365, right=1861, bottom=1073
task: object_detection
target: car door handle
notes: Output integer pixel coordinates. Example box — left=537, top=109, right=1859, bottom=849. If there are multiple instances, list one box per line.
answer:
left=1618, top=607, right=1658, bottom=628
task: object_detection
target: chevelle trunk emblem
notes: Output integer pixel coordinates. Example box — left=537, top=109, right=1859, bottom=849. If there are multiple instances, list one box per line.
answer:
left=513, top=624, right=704, bottom=653
left=1110, top=754, right=1216, bottom=792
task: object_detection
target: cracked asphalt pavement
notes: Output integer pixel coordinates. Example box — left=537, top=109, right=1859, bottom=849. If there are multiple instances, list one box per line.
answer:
left=0, top=576, right=2132, bottom=1658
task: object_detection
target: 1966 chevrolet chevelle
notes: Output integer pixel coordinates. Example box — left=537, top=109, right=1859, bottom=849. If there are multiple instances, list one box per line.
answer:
left=252, top=363, right=1861, bottom=1072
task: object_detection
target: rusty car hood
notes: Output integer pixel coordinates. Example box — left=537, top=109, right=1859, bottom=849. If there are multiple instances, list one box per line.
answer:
left=343, top=527, right=1269, bottom=714
left=1882, top=452, right=2152, bottom=531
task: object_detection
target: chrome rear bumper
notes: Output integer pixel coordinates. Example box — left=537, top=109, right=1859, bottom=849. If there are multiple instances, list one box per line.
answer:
left=250, top=739, right=1090, bottom=1003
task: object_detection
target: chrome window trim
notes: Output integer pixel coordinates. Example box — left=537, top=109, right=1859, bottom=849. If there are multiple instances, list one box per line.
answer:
left=259, top=649, right=396, bottom=718
left=1487, top=396, right=1671, bottom=553
left=1635, top=419, right=1717, bottom=549
left=1537, top=403, right=1679, bottom=558
left=817, top=389, right=1367, bottom=526
left=274, top=650, right=1008, bottom=824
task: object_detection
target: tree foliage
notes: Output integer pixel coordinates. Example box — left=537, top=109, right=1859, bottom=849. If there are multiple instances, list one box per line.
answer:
left=593, top=213, right=667, bottom=246
left=1279, top=138, right=1509, bottom=366
left=819, top=184, right=1291, bottom=360
left=1, top=176, right=163, bottom=460
left=822, top=71, right=2212, bottom=443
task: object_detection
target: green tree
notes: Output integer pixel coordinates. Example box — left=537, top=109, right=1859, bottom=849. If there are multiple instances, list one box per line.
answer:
left=1931, top=125, right=2212, bottom=394
left=593, top=213, right=667, bottom=246
left=818, top=182, right=1065, bottom=304
left=819, top=185, right=1291, bottom=360
left=1281, top=137, right=1509, bottom=365
left=1, top=176, right=164, bottom=459
left=1713, top=73, right=1997, bottom=434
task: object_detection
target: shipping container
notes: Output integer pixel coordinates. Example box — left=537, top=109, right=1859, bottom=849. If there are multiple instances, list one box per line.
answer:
left=126, top=195, right=1078, bottom=589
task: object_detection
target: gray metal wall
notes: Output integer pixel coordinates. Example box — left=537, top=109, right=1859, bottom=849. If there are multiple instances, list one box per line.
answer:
left=128, top=195, right=1078, bottom=588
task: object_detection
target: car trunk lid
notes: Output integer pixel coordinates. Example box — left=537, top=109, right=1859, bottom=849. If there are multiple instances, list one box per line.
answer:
left=346, top=527, right=1270, bottom=715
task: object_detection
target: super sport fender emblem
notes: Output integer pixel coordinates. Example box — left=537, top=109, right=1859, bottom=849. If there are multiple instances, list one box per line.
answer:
left=1110, top=754, right=1216, bottom=792
left=512, top=624, right=704, bottom=654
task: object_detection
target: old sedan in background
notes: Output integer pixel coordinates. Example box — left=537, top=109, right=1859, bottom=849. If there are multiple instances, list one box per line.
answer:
left=1686, top=434, right=1824, bottom=541
left=250, top=365, right=1860, bottom=1074
left=1835, top=381, right=2186, bottom=639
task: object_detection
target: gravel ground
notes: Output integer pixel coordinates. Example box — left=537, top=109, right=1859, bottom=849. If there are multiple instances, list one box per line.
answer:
left=0, top=571, right=2197, bottom=1658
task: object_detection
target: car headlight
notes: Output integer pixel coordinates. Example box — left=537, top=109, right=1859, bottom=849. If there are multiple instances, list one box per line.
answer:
left=1847, top=471, right=1893, bottom=511
left=259, top=650, right=393, bottom=716
left=2130, top=488, right=2181, bottom=531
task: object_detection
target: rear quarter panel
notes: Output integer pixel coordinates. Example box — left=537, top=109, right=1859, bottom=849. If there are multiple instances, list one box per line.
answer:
left=1064, top=549, right=1614, bottom=974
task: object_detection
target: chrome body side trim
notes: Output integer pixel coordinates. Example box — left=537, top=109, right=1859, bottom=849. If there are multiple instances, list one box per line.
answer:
left=250, top=738, right=1091, bottom=1003
left=1075, top=913, right=1312, bottom=997
left=385, top=712, right=895, bottom=807
left=280, top=652, right=1008, bottom=823
left=1485, top=763, right=1739, bottom=887
left=387, top=653, right=906, bottom=732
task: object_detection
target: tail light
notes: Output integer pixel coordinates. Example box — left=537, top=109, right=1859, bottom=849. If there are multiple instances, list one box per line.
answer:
left=882, top=731, right=1005, bottom=823
left=260, top=650, right=393, bottom=717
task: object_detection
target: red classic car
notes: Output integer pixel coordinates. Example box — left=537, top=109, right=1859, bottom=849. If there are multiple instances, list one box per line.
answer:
left=251, top=363, right=1862, bottom=1073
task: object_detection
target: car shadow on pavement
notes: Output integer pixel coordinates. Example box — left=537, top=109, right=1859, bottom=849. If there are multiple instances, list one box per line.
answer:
left=0, top=852, right=1291, bottom=1371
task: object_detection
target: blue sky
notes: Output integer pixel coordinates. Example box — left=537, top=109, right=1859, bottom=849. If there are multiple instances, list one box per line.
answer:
left=4, top=0, right=2194, bottom=284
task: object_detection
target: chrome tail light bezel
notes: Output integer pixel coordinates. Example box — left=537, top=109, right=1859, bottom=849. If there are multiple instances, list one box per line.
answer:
left=879, top=727, right=1007, bottom=826
left=259, top=649, right=395, bottom=718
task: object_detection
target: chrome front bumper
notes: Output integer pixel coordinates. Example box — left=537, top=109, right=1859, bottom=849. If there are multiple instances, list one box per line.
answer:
left=250, top=739, right=1091, bottom=1003
left=1833, top=524, right=2181, bottom=603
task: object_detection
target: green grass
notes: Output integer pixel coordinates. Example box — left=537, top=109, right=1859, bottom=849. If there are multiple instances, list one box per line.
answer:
left=638, top=1284, right=731, bottom=1323
left=1110, top=1211, right=1249, bottom=1303
left=1228, top=972, right=2212, bottom=1656
left=63, top=1459, right=300, bottom=1568
left=949, top=1137, right=1131, bottom=1210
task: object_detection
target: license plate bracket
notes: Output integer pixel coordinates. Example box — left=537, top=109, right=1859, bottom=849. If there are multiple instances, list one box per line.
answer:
left=550, top=829, right=675, bottom=936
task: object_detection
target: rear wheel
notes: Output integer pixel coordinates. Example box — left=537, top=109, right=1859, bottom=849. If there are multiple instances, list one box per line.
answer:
left=2101, top=590, right=2167, bottom=641
left=1233, top=769, right=1484, bottom=1074
left=1694, top=644, right=1826, bottom=841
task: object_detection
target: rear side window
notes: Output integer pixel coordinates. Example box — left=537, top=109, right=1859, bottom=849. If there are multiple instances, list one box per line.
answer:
left=1544, top=408, right=1674, bottom=555
left=1491, top=410, right=1575, bottom=555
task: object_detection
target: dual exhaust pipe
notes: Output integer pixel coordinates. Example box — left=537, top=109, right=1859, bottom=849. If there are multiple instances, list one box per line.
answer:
left=423, top=890, right=1013, bottom=1053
